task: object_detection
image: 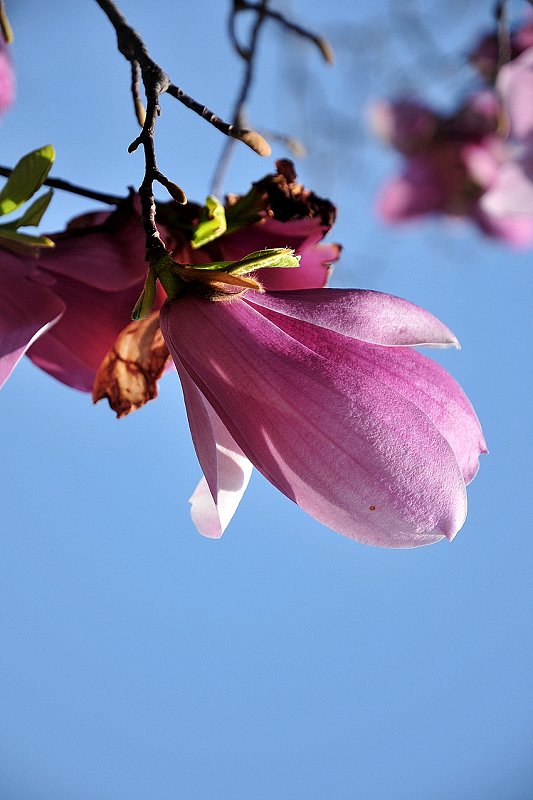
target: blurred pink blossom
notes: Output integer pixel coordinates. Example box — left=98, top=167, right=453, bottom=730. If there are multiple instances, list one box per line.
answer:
left=472, top=46, right=533, bottom=222
left=372, top=92, right=533, bottom=246
left=161, top=287, right=486, bottom=547
left=0, top=34, right=15, bottom=117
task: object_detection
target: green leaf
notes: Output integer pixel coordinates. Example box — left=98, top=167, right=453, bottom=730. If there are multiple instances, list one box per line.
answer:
left=224, top=186, right=264, bottom=235
left=228, top=248, right=300, bottom=274
left=0, top=226, right=54, bottom=247
left=0, top=145, right=55, bottom=217
left=1, top=189, right=54, bottom=230
left=131, top=268, right=158, bottom=321
left=185, top=248, right=300, bottom=276
left=190, top=195, right=227, bottom=249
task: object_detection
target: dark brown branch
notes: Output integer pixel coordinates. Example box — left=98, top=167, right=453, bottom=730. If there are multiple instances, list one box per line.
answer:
left=231, top=0, right=334, bottom=64
left=166, top=84, right=270, bottom=155
left=0, top=166, right=124, bottom=205
left=94, top=0, right=268, bottom=261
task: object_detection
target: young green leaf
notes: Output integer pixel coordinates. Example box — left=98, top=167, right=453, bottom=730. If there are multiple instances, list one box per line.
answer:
left=0, top=227, right=54, bottom=247
left=190, top=195, right=227, bottom=249
left=0, top=189, right=54, bottom=230
left=0, top=145, right=55, bottom=217
left=131, top=268, right=158, bottom=321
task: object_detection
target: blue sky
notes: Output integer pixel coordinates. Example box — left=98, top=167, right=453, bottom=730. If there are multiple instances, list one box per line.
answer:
left=1, top=1, right=532, bottom=799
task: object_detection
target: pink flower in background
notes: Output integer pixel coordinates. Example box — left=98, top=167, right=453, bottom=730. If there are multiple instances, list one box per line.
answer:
left=470, top=46, right=533, bottom=222
left=0, top=33, right=14, bottom=117
left=161, top=288, right=486, bottom=547
left=373, top=92, right=533, bottom=246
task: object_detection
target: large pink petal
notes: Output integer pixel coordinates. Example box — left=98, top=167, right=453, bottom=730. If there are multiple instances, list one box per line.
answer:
left=246, top=288, right=459, bottom=347
left=239, top=305, right=486, bottom=485
left=176, top=361, right=253, bottom=538
left=161, top=297, right=468, bottom=548
left=27, top=274, right=164, bottom=391
left=0, top=258, right=65, bottom=388
left=39, top=198, right=148, bottom=291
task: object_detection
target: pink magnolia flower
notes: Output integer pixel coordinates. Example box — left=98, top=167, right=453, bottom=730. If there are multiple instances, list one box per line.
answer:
left=0, top=247, right=65, bottom=388
left=0, top=33, right=14, bottom=118
left=373, top=92, right=533, bottom=246
left=469, top=46, right=533, bottom=222
left=160, top=288, right=486, bottom=548
left=159, top=159, right=340, bottom=290
left=2, top=162, right=340, bottom=393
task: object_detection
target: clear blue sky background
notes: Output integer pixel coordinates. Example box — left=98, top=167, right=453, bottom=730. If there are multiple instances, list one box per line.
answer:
left=1, top=1, right=532, bottom=799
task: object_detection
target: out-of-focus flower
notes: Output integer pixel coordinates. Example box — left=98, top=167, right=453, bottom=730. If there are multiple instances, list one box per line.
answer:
left=372, top=92, right=533, bottom=246
left=0, top=32, right=14, bottom=118
left=469, top=46, right=533, bottom=222
left=160, top=287, right=486, bottom=547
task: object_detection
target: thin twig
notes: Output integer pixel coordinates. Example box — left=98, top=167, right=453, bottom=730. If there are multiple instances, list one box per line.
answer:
left=496, top=0, right=511, bottom=71
left=243, top=1, right=334, bottom=64
left=212, top=0, right=270, bottom=196
left=0, top=166, right=124, bottom=205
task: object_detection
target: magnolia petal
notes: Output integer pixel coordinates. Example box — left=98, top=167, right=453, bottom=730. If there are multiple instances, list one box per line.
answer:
left=241, top=307, right=486, bottom=484
left=480, top=161, right=533, bottom=217
left=473, top=205, right=533, bottom=247
left=219, top=216, right=326, bottom=262
left=0, top=269, right=65, bottom=388
left=377, top=172, right=443, bottom=221
left=27, top=274, right=158, bottom=392
left=246, top=288, right=459, bottom=348
left=38, top=197, right=149, bottom=291
left=175, top=360, right=253, bottom=538
left=161, top=297, right=469, bottom=548
left=0, top=38, right=14, bottom=118
left=497, top=45, right=533, bottom=141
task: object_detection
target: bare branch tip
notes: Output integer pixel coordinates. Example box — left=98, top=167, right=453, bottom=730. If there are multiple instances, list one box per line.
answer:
left=318, top=37, right=335, bottom=65
left=231, top=129, right=271, bottom=156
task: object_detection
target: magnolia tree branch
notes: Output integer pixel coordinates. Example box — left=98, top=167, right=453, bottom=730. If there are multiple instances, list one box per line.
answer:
left=0, top=166, right=125, bottom=205
left=211, top=0, right=270, bottom=197
left=94, top=0, right=270, bottom=258
left=211, top=0, right=333, bottom=196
